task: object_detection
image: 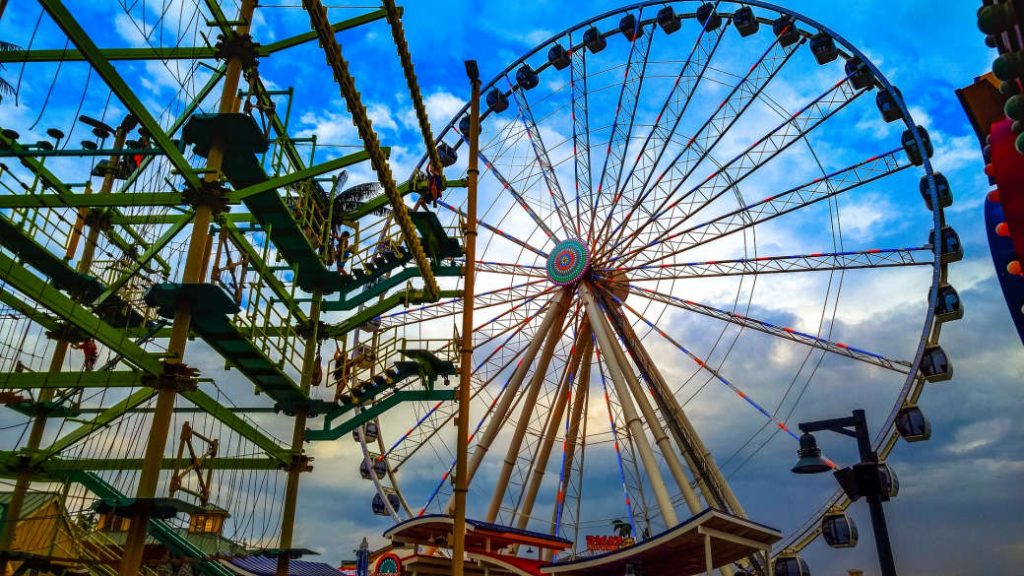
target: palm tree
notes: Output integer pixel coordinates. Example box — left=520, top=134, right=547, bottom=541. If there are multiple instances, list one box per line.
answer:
left=611, top=518, right=632, bottom=538
left=0, top=40, right=20, bottom=103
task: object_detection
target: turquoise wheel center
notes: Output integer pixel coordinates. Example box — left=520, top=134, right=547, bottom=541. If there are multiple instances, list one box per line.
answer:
left=547, top=238, right=591, bottom=286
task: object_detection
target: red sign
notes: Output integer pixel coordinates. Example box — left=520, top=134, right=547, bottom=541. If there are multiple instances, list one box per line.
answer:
left=586, top=535, right=634, bottom=551
left=374, top=552, right=402, bottom=576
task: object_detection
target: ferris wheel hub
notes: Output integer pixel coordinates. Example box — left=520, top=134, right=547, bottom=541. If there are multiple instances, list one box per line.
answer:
left=547, top=238, right=591, bottom=286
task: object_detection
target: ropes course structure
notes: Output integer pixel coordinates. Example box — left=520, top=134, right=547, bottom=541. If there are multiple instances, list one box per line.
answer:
left=363, top=1, right=963, bottom=574
left=0, top=1, right=964, bottom=576
left=0, top=1, right=464, bottom=575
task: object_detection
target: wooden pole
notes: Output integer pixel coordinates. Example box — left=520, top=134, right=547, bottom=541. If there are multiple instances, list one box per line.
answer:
left=452, top=60, right=480, bottom=576
left=119, top=2, right=257, bottom=574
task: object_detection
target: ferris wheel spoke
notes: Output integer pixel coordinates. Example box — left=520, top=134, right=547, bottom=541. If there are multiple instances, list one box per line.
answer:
left=601, top=23, right=797, bottom=253
left=436, top=199, right=549, bottom=258
left=472, top=144, right=562, bottom=243
left=609, top=72, right=868, bottom=263
left=391, top=310, right=548, bottom=475
left=474, top=261, right=549, bottom=278
left=589, top=10, right=656, bottom=244
left=551, top=337, right=591, bottom=545
left=582, top=283, right=680, bottom=528
left=508, top=81, right=577, bottom=239
left=595, top=352, right=640, bottom=535
left=627, top=284, right=913, bottom=373
left=603, top=246, right=933, bottom=282
left=567, top=30, right=596, bottom=242
left=621, top=149, right=912, bottom=269
left=485, top=295, right=573, bottom=522
left=594, top=289, right=746, bottom=518
left=378, top=279, right=551, bottom=329
left=442, top=290, right=569, bottom=515
left=510, top=320, right=591, bottom=530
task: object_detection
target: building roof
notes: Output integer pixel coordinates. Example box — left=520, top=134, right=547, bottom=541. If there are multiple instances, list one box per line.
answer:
left=225, top=555, right=342, bottom=576
left=385, top=514, right=572, bottom=553
left=0, top=492, right=63, bottom=520
left=541, top=509, right=782, bottom=576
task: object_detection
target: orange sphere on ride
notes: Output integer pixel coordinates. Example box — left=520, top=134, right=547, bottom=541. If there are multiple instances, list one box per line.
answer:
left=1008, top=260, right=1024, bottom=276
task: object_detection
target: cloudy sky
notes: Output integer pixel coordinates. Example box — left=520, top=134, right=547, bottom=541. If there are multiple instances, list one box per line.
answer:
left=1, top=1, right=1023, bottom=574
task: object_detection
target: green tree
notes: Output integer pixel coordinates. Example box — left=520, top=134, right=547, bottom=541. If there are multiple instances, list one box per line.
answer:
left=0, top=40, right=20, bottom=103
left=611, top=518, right=632, bottom=538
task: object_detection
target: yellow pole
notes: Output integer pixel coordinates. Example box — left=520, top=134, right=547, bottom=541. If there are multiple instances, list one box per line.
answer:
left=452, top=60, right=481, bottom=576
left=276, top=292, right=322, bottom=576
left=119, top=2, right=257, bottom=574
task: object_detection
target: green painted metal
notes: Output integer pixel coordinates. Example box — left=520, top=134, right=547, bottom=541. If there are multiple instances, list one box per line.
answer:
left=0, top=371, right=145, bottom=389
left=72, top=471, right=236, bottom=576
left=222, top=222, right=306, bottom=323
left=0, top=129, right=153, bottom=265
left=145, top=282, right=307, bottom=406
left=227, top=150, right=375, bottom=201
left=0, top=147, right=166, bottom=159
left=35, top=388, right=158, bottom=464
left=0, top=251, right=163, bottom=374
left=342, top=178, right=467, bottom=221
left=323, top=289, right=462, bottom=338
left=118, top=66, right=227, bottom=195
left=0, top=192, right=184, bottom=209
left=93, top=213, right=193, bottom=307
left=181, top=390, right=291, bottom=464
left=47, top=456, right=282, bottom=472
left=322, top=265, right=462, bottom=311
left=0, top=10, right=388, bottom=63
left=263, top=9, right=389, bottom=53
left=0, top=290, right=59, bottom=332
left=307, top=389, right=454, bottom=441
left=39, top=1, right=203, bottom=191
left=0, top=215, right=103, bottom=301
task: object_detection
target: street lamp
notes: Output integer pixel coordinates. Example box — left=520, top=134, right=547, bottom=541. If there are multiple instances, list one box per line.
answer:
left=791, top=409, right=898, bottom=576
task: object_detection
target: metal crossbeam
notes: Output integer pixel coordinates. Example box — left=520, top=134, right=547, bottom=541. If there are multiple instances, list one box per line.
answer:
left=0, top=252, right=163, bottom=375
left=630, top=284, right=912, bottom=373
left=635, top=150, right=909, bottom=267
left=610, top=246, right=931, bottom=281
left=39, top=1, right=203, bottom=191
left=0, top=371, right=145, bottom=389
left=0, top=9, right=388, bottom=63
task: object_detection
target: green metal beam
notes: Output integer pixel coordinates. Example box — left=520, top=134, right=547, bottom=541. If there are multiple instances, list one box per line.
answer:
left=227, top=149, right=376, bottom=202
left=0, top=371, right=145, bottom=389
left=181, top=389, right=290, bottom=464
left=118, top=66, right=227, bottom=194
left=0, top=147, right=166, bottom=159
left=0, top=290, right=59, bottom=332
left=0, top=452, right=280, bottom=476
left=45, top=456, right=281, bottom=472
left=0, top=10, right=388, bottom=63
left=342, top=178, right=467, bottom=221
left=323, top=288, right=461, bottom=338
left=322, top=265, right=462, bottom=312
left=35, top=388, right=158, bottom=464
left=111, top=212, right=253, bottom=226
left=39, top=1, right=203, bottom=190
left=222, top=222, right=306, bottom=323
left=263, top=9, right=389, bottom=53
left=0, top=192, right=184, bottom=209
left=307, top=389, right=454, bottom=441
left=0, top=128, right=164, bottom=269
left=93, top=212, right=193, bottom=306
left=0, top=251, right=163, bottom=374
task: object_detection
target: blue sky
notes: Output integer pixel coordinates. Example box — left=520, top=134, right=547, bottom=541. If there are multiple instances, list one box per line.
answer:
left=1, top=1, right=1022, bottom=574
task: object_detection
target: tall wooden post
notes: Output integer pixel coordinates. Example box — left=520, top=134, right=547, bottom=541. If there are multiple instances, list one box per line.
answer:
left=452, top=59, right=481, bottom=576
left=276, top=292, right=322, bottom=576
left=118, top=2, right=257, bottom=574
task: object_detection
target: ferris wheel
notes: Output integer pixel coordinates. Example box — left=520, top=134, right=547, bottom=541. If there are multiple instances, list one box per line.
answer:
left=356, top=1, right=960, bottom=570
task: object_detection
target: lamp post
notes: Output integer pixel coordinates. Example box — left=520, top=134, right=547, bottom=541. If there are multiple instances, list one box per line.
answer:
left=792, top=409, right=898, bottom=576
